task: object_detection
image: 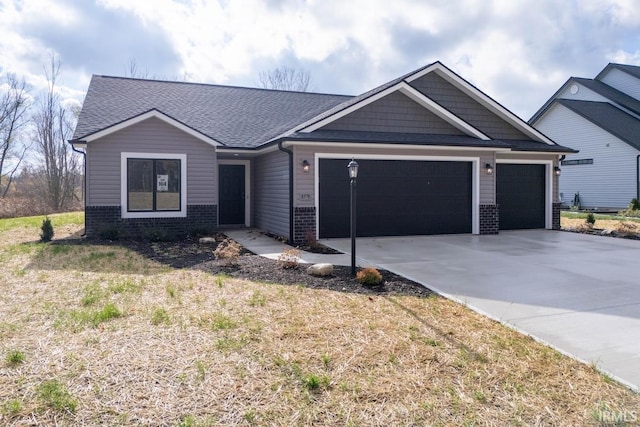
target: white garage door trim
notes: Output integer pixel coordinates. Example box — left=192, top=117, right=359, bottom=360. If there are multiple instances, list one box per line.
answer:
left=314, top=153, right=480, bottom=238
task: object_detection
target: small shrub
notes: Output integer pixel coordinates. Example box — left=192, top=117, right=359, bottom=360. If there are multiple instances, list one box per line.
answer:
left=585, top=213, right=596, bottom=226
left=142, top=227, right=170, bottom=242
left=356, top=267, right=383, bottom=286
left=619, top=198, right=640, bottom=217
left=98, top=225, right=119, bottom=240
left=305, top=228, right=319, bottom=249
left=6, top=350, right=26, bottom=366
left=277, top=248, right=301, bottom=269
left=40, top=217, right=54, bottom=242
left=214, top=238, right=242, bottom=266
left=630, top=198, right=640, bottom=211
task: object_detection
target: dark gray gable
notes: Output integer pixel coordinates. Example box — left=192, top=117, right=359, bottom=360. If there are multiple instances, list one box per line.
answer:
left=409, top=72, right=529, bottom=140
left=73, top=75, right=351, bottom=148
left=557, top=99, right=640, bottom=151
left=320, top=91, right=465, bottom=135
left=574, top=78, right=640, bottom=116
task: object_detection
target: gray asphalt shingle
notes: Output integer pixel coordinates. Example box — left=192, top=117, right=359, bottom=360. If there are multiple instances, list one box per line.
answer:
left=557, top=99, right=640, bottom=151
left=72, top=76, right=351, bottom=148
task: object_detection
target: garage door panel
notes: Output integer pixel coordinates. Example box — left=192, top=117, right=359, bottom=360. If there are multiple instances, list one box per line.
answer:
left=319, top=159, right=472, bottom=238
left=497, top=164, right=545, bottom=230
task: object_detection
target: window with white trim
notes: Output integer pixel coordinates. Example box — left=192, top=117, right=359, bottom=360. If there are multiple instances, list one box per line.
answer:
left=121, top=153, right=187, bottom=218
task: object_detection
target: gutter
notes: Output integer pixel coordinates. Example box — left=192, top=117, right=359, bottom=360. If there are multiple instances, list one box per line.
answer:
left=70, top=142, right=87, bottom=237
left=637, top=154, right=640, bottom=202
left=277, top=141, right=295, bottom=244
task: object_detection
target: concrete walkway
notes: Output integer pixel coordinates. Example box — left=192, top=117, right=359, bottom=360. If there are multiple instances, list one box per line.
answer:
left=223, top=229, right=355, bottom=266
left=320, top=230, right=640, bottom=392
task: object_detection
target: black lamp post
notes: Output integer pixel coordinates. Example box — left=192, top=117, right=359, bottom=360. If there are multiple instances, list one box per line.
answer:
left=348, top=159, right=359, bottom=276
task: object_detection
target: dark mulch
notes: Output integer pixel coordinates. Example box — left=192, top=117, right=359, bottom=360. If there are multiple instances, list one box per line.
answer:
left=88, top=234, right=432, bottom=298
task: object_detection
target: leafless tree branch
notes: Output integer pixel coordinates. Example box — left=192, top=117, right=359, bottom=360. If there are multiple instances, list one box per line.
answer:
left=258, top=66, right=312, bottom=92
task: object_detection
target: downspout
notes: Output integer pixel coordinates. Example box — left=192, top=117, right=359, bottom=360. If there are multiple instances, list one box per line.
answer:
left=71, top=143, right=87, bottom=237
left=637, top=154, right=640, bottom=202
left=278, top=141, right=295, bottom=244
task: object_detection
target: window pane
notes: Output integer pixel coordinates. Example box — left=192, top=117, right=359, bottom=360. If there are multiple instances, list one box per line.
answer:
left=128, top=159, right=153, bottom=211
left=155, top=159, right=181, bottom=211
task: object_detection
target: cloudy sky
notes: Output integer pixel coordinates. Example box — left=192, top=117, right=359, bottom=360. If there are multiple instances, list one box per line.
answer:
left=1, top=0, right=639, bottom=119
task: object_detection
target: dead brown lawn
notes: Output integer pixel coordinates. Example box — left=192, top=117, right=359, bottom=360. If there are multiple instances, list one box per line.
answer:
left=0, top=214, right=638, bottom=426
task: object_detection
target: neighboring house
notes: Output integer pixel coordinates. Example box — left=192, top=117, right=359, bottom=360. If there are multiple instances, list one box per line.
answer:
left=70, top=61, right=574, bottom=243
left=530, top=63, right=640, bottom=210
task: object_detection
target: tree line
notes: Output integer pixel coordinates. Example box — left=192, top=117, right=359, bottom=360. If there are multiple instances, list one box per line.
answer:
left=0, top=56, right=81, bottom=219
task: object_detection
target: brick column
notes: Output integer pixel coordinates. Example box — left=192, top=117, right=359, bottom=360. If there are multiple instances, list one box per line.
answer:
left=479, top=204, right=499, bottom=235
left=293, top=207, right=316, bottom=245
left=552, top=203, right=561, bottom=230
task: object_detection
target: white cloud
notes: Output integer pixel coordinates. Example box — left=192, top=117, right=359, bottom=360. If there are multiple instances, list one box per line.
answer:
left=2, top=0, right=640, bottom=119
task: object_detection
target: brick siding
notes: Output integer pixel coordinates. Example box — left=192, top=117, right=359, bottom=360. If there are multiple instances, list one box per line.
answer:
left=479, top=204, right=499, bottom=234
left=552, top=202, right=561, bottom=230
left=293, top=206, right=316, bottom=244
left=85, top=205, right=217, bottom=239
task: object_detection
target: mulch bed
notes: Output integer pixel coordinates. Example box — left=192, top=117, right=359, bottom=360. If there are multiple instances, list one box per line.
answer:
left=96, top=234, right=432, bottom=298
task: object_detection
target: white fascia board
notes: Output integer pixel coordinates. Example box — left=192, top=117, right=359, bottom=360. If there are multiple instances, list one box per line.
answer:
left=281, top=140, right=509, bottom=152
left=407, top=64, right=556, bottom=145
left=83, top=110, right=222, bottom=147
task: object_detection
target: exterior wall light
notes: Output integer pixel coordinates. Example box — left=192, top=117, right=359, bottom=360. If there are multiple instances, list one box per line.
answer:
left=302, top=160, right=310, bottom=173
left=485, top=163, right=494, bottom=175
left=554, top=166, right=561, bottom=176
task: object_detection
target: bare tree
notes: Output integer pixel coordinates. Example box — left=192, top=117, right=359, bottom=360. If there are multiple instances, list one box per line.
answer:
left=124, top=56, right=151, bottom=79
left=258, top=66, right=312, bottom=91
left=0, top=73, right=30, bottom=197
left=32, top=56, right=80, bottom=211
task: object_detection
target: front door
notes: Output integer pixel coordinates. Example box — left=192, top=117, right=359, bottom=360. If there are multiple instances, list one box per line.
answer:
left=219, top=165, right=245, bottom=225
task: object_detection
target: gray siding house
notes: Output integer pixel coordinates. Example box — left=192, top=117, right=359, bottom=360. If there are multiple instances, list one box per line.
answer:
left=530, top=63, right=640, bottom=210
left=70, top=61, right=574, bottom=242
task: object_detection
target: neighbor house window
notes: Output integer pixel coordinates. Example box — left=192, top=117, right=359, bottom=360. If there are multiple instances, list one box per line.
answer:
left=121, top=153, right=187, bottom=218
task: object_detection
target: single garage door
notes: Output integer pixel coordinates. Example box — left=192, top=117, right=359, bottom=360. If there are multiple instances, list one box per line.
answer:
left=497, top=163, right=545, bottom=230
left=319, top=159, right=472, bottom=238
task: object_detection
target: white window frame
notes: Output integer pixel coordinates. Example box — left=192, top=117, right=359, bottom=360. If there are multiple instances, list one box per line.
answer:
left=121, top=152, right=187, bottom=219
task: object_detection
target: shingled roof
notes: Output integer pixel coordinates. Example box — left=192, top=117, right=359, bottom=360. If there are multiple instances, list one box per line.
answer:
left=72, top=75, right=351, bottom=148
left=73, top=65, right=572, bottom=153
left=557, top=99, right=640, bottom=151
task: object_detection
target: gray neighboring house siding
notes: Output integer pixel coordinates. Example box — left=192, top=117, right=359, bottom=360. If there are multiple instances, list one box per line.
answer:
left=530, top=63, right=640, bottom=209
left=253, top=150, right=290, bottom=238
left=85, top=117, right=217, bottom=238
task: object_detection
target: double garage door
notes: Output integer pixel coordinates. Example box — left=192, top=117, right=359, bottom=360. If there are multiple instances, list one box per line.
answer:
left=319, top=159, right=472, bottom=238
left=318, top=159, right=546, bottom=238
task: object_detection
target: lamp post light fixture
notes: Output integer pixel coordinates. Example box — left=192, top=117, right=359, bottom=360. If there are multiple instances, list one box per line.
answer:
left=348, top=159, right=359, bottom=276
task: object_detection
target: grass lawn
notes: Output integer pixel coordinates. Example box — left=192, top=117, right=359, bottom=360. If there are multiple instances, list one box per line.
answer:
left=0, top=212, right=638, bottom=426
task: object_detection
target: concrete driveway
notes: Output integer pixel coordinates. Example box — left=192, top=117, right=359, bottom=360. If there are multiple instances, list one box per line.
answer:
left=322, top=230, right=640, bottom=391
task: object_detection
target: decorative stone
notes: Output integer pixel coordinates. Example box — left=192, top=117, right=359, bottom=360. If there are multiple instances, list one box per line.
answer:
left=199, top=237, right=217, bottom=244
left=307, top=263, right=334, bottom=277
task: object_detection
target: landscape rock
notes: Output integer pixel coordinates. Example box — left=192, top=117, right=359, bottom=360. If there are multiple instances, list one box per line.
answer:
left=199, top=237, right=217, bottom=244
left=307, top=263, right=334, bottom=277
